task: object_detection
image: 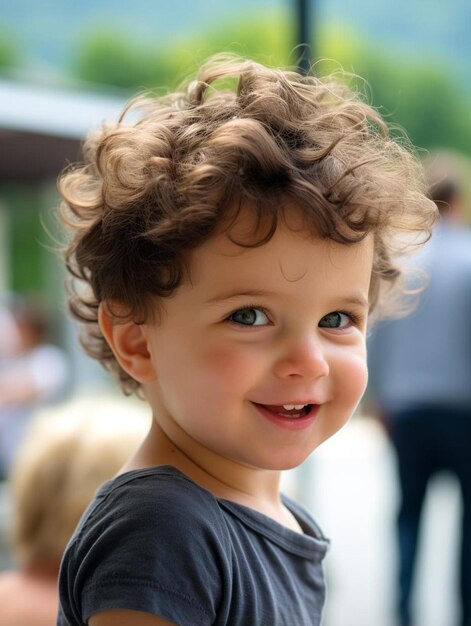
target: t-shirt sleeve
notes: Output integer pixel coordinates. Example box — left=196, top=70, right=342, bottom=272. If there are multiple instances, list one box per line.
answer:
left=59, top=473, right=229, bottom=626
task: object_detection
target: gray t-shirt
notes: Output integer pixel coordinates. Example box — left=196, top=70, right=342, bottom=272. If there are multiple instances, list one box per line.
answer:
left=57, top=465, right=329, bottom=626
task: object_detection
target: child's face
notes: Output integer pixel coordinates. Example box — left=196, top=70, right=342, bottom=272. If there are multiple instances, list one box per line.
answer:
left=142, top=206, right=373, bottom=472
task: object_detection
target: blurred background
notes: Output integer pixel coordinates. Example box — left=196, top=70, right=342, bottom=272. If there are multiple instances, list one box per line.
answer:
left=0, top=1, right=470, bottom=625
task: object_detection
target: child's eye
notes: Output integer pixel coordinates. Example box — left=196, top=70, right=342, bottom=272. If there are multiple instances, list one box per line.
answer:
left=318, top=312, right=353, bottom=329
left=228, top=307, right=270, bottom=326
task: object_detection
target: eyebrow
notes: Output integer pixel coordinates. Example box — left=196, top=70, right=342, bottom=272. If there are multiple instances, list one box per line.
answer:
left=339, top=294, right=370, bottom=309
left=205, top=289, right=369, bottom=308
left=205, top=289, right=277, bottom=304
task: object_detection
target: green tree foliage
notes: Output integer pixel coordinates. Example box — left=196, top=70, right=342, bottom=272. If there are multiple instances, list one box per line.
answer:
left=73, top=12, right=295, bottom=92
left=72, top=15, right=471, bottom=157
left=318, top=23, right=471, bottom=156
left=1, top=187, right=44, bottom=292
left=0, top=32, right=18, bottom=69
left=74, top=30, right=167, bottom=89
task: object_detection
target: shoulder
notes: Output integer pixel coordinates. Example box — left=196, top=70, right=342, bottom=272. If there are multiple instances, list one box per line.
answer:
left=69, top=466, right=232, bottom=565
left=83, top=465, right=228, bottom=532
left=59, top=466, right=231, bottom=623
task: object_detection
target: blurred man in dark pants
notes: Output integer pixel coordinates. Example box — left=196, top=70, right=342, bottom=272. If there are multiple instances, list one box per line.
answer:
left=367, top=153, right=471, bottom=626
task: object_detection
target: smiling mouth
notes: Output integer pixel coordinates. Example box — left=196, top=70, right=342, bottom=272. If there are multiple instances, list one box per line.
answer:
left=255, top=403, right=314, bottom=418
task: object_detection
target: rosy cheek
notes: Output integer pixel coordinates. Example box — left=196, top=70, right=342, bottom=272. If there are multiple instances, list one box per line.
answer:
left=343, top=355, right=368, bottom=403
left=200, top=346, right=259, bottom=379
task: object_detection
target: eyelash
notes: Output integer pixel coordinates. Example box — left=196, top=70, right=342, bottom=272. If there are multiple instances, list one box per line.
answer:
left=335, top=310, right=362, bottom=327
left=226, top=305, right=363, bottom=327
left=227, top=304, right=271, bottom=324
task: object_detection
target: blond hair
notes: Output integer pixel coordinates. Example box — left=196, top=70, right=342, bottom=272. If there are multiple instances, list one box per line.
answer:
left=8, top=396, right=150, bottom=568
left=59, top=54, right=436, bottom=394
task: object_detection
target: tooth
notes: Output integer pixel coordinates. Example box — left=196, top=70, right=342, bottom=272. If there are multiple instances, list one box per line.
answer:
left=282, top=404, right=307, bottom=411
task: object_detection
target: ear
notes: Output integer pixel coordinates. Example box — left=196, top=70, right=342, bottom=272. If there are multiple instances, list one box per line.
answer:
left=98, top=303, right=157, bottom=383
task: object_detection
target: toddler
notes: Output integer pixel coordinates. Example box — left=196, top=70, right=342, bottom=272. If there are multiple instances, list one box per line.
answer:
left=57, top=54, right=436, bottom=626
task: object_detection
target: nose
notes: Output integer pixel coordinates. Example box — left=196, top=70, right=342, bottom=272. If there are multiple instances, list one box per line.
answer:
left=273, top=333, right=330, bottom=380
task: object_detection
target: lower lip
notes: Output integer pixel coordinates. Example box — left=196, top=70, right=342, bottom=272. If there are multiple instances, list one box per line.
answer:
left=252, top=403, right=320, bottom=431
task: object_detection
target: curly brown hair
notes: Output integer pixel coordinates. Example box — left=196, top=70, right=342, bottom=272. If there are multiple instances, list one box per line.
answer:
left=59, top=54, right=436, bottom=395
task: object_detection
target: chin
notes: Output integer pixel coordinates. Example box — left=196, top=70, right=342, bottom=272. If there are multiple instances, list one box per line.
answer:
left=258, top=451, right=314, bottom=472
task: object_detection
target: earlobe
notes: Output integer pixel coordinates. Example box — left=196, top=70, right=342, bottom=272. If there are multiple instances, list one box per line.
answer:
left=98, top=304, right=157, bottom=383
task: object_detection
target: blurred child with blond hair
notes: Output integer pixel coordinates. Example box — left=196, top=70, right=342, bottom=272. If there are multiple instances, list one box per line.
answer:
left=0, top=397, right=149, bottom=626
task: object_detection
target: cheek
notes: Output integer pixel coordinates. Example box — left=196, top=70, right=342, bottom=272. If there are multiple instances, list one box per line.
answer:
left=324, top=353, right=367, bottom=440
left=329, top=343, right=368, bottom=404
left=202, top=347, right=241, bottom=372
left=339, top=353, right=368, bottom=405
left=199, top=344, right=261, bottom=384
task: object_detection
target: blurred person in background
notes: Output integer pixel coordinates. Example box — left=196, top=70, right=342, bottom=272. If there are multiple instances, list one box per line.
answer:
left=0, top=302, right=21, bottom=360
left=0, top=397, right=150, bottom=626
left=367, top=152, right=471, bottom=626
left=0, top=297, right=70, bottom=479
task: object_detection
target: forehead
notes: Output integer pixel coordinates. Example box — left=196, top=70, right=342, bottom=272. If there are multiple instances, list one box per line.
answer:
left=185, top=205, right=374, bottom=295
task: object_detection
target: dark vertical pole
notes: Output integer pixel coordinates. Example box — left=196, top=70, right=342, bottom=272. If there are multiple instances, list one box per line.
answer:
left=296, top=0, right=311, bottom=75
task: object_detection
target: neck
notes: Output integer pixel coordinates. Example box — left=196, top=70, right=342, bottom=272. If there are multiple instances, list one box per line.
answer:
left=124, top=417, right=283, bottom=508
